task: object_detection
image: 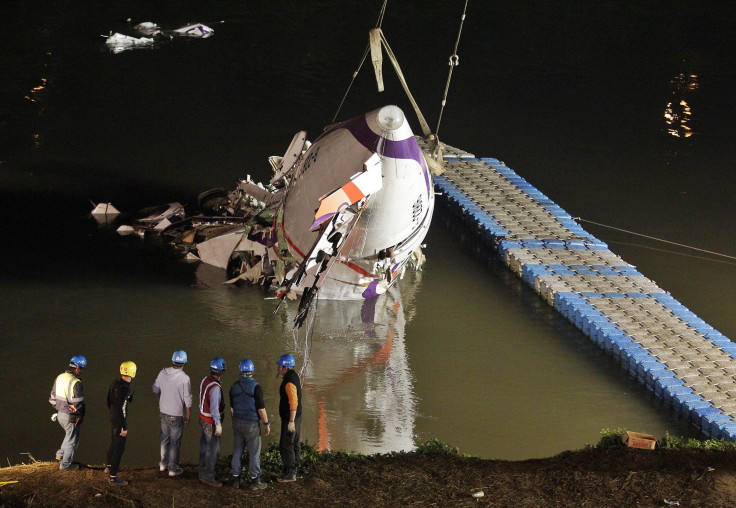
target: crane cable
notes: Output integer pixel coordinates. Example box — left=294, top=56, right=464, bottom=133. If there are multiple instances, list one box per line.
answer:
left=435, top=0, right=469, bottom=142
left=332, top=0, right=389, bottom=123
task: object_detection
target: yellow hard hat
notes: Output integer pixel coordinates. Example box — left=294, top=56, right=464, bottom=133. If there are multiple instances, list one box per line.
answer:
left=120, top=361, right=137, bottom=379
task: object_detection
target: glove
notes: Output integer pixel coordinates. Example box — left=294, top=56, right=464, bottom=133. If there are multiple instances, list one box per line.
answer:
left=287, top=421, right=296, bottom=433
left=215, top=423, right=222, bottom=436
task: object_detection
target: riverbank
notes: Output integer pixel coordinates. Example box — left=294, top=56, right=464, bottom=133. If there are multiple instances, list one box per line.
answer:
left=2, top=437, right=736, bottom=507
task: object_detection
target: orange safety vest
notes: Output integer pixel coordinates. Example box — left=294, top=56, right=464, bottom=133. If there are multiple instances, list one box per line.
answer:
left=199, top=376, right=224, bottom=424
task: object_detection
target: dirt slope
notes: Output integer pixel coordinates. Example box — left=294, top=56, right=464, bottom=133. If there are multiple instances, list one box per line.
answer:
left=2, top=447, right=736, bottom=507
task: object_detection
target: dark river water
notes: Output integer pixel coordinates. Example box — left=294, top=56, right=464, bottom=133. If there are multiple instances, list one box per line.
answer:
left=2, top=1, right=735, bottom=465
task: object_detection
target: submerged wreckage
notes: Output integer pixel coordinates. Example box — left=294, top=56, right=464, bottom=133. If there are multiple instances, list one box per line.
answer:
left=102, top=105, right=436, bottom=326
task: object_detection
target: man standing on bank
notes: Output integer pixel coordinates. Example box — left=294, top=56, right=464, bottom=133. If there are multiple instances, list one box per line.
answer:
left=199, top=357, right=226, bottom=487
left=49, top=355, right=87, bottom=471
left=106, top=361, right=136, bottom=485
left=229, top=359, right=270, bottom=490
left=152, top=350, right=192, bottom=477
left=276, top=353, right=301, bottom=483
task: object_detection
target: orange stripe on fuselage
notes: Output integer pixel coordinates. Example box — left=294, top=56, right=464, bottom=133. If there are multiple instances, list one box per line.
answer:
left=342, top=181, right=364, bottom=204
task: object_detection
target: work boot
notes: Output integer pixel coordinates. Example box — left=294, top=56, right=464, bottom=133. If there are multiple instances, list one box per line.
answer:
left=232, top=476, right=240, bottom=489
left=198, top=477, right=222, bottom=487
left=250, top=477, right=267, bottom=490
left=277, top=469, right=296, bottom=483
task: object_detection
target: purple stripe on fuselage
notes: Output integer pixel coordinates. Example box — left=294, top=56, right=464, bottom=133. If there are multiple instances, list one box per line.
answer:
left=343, top=114, right=431, bottom=197
left=248, top=227, right=278, bottom=248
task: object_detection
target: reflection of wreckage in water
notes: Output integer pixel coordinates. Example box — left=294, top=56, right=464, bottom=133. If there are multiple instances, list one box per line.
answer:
left=296, top=284, right=417, bottom=453
left=106, top=105, right=435, bottom=327
left=190, top=262, right=419, bottom=453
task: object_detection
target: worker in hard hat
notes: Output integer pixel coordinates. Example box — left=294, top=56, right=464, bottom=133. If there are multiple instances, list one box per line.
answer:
left=106, top=361, right=137, bottom=485
left=229, top=359, right=270, bottom=490
left=49, top=355, right=87, bottom=471
left=198, top=357, right=226, bottom=487
left=152, top=350, right=192, bottom=477
left=276, top=354, right=301, bottom=483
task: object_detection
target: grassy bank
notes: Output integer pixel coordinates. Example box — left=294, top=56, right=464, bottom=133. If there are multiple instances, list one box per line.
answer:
left=2, top=432, right=736, bottom=507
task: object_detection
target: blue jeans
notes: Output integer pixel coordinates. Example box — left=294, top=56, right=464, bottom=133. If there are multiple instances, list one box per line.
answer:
left=56, top=412, right=80, bottom=470
left=159, top=413, right=184, bottom=472
left=230, top=418, right=261, bottom=479
left=198, top=419, right=220, bottom=481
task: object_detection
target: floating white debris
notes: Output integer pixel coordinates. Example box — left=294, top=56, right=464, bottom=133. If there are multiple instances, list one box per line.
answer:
left=91, top=202, right=120, bottom=218
left=134, top=22, right=162, bottom=36
left=104, top=32, right=154, bottom=53
left=116, top=225, right=136, bottom=236
left=173, top=23, right=214, bottom=38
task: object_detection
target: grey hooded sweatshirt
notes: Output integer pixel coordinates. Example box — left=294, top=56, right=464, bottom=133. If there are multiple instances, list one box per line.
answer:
left=152, top=366, right=192, bottom=417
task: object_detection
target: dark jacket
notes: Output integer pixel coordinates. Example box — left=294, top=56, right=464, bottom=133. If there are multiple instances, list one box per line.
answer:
left=107, top=378, right=132, bottom=430
left=279, top=369, right=302, bottom=420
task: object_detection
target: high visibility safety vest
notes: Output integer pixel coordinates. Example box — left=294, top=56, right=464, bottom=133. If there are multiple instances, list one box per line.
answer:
left=55, top=372, right=80, bottom=404
left=199, top=376, right=224, bottom=424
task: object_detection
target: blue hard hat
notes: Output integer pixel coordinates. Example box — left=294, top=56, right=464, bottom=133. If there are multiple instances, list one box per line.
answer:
left=277, top=354, right=295, bottom=367
left=210, top=357, right=226, bottom=373
left=171, top=350, right=188, bottom=365
left=69, top=355, right=87, bottom=369
left=239, top=359, right=254, bottom=373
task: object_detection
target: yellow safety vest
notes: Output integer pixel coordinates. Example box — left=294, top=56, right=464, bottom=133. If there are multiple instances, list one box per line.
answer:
left=55, top=372, right=80, bottom=403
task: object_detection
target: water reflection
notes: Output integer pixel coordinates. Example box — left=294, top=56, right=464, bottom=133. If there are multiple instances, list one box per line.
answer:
left=193, top=261, right=419, bottom=454
left=194, top=262, right=288, bottom=338
left=18, top=24, right=53, bottom=151
left=25, top=76, right=47, bottom=103
left=298, top=285, right=418, bottom=454
left=664, top=73, right=698, bottom=138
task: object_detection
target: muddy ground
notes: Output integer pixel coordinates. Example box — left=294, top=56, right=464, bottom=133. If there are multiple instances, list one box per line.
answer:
left=2, top=446, right=736, bottom=507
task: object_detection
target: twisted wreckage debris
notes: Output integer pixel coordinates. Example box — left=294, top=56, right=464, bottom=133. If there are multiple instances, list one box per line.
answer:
left=93, top=106, right=437, bottom=327
left=103, top=20, right=215, bottom=53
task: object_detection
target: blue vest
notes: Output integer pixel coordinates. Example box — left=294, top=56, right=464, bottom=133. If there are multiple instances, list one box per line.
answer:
left=230, top=377, right=258, bottom=420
